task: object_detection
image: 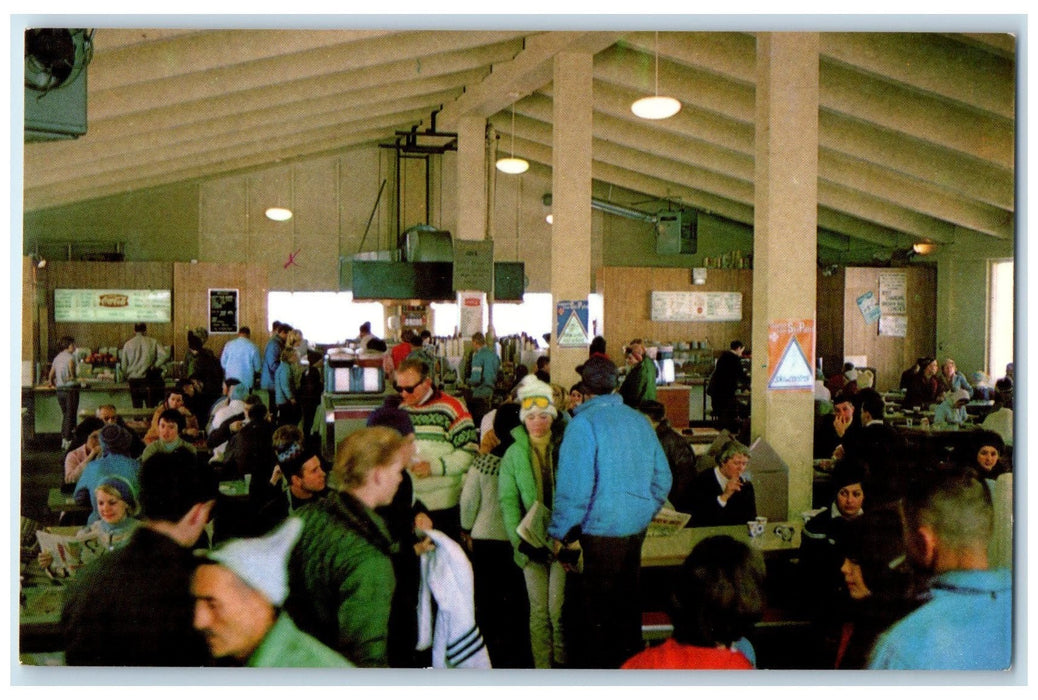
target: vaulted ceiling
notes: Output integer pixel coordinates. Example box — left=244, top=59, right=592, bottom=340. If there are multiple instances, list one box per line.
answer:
left=22, top=27, right=1016, bottom=258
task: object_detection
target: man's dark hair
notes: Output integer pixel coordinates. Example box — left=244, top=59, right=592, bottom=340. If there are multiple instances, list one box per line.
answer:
left=857, top=388, right=885, bottom=420
left=832, top=392, right=855, bottom=408
left=224, top=376, right=242, bottom=388
left=398, top=356, right=431, bottom=379
left=730, top=340, right=745, bottom=351
left=360, top=321, right=371, bottom=333
left=59, top=335, right=75, bottom=349
left=367, top=338, right=388, bottom=352
left=281, top=448, right=321, bottom=481
left=246, top=402, right=268, bottom=422
left=589, top=336, right=607, bottom=356
left=238, top=326, right=251, bottom=336
left=134, top=322, right=147, bottom=333
left=670, top=535, right=765, bottom=648
left=158, top=408, right=186, bottom=432
left=536, top=356, right=550, bottom=370
left=637, top=399, right=667, bottom=424
left=138, top=448, right=217, bottom=522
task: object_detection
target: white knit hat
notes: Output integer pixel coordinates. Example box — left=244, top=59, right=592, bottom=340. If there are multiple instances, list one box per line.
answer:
left=516, top=375, right=558, bottom=422
left=203, top=517, right=302, bottom=606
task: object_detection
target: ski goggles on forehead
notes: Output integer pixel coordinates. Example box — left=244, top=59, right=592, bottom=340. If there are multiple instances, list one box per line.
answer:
left=521, top=396, right=552, bottom=410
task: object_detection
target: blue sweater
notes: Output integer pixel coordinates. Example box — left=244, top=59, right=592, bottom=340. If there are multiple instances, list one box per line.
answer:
left=547, top=394, right=671, bottom=540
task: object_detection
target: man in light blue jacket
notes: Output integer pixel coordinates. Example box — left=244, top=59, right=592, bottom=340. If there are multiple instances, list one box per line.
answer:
left=547, top=354, right=671, bottom=669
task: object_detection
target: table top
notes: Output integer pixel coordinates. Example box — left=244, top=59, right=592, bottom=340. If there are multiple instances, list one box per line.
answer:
left=641, top=520, right=802, bottom=568
left=47, top=488, right=91, bottom=514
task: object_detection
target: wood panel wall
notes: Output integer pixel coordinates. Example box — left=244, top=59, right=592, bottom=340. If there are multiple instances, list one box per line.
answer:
left=600, top=267, right=753, bottom=354
left=32, top=261, right=269, bottom=367
left=816, top=267, right=846, bottom=378
left=43, top=261, right=173, bottom=360
left=172, top=262, right=269, bottom=359
left=842, top=266, right=937, bottom=392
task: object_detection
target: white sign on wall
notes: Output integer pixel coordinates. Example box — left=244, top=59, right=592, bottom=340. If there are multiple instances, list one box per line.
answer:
left=650, top=291, right=742, bottom=322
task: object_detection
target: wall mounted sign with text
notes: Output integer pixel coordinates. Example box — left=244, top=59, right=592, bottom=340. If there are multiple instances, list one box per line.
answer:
left=767, top=319, right=815, bottom=391
left=54, top=289, right=171, bottom=323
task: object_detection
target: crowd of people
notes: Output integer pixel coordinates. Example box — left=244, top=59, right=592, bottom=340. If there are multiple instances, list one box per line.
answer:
left=39, top=326, right=1013, bottom=672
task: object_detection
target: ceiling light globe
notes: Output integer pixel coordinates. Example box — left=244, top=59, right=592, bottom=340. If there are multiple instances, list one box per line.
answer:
left=495, top=157, right=529, bottom=175
left=265, top=207, right=293, bottom=221
left=631, top=95, right=681, bottom=120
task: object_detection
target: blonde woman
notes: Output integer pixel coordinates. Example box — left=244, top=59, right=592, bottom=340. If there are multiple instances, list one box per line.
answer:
left=498, top=376, right=568, bottom=668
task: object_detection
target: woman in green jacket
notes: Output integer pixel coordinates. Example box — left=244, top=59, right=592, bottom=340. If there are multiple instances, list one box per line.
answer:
left=498, top=376, right=568, bottom=668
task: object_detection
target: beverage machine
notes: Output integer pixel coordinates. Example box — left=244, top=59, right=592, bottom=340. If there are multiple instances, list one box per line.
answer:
left=320, top=347, right=388, bottom=459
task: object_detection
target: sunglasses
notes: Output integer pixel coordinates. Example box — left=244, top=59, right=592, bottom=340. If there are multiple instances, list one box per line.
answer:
left=394, top=379, right=425, bottom=394
left=521, top=396, right=552, bottom=410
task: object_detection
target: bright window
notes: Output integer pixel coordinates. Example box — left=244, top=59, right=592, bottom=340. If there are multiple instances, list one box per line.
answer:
left=267, top=292, right=384, bottom=345
left=987, top=260, right=1014, bottom=380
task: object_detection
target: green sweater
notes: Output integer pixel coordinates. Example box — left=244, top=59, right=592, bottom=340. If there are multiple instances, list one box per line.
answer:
left=248, top=612, right=355, bottom=668
left=285, top=491, right=396, bottom=667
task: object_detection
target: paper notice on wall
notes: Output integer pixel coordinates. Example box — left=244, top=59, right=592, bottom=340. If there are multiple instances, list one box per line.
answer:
left=879, top=315, right=907, bottom=337
left=856, top=290, right=881, bottom=324
left=879, top=272, right=908, bottom=314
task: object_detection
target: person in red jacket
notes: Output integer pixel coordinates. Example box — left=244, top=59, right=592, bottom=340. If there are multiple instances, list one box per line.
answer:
left=623, top=535, right=765, bottom=670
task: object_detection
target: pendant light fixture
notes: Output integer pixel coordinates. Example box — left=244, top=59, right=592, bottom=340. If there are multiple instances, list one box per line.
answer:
left=631, top=31, right=681, bottom=120
left=265, top=206, right=293, bottom=221
left=495, top=101, right=529, bottom=174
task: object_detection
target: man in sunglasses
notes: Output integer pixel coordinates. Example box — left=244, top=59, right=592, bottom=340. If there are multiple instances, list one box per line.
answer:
left=394, top=357, right=478, bottom=543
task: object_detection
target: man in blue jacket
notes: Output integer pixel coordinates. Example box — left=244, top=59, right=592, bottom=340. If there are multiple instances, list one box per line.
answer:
left=547, top=354, right=671, bottom=669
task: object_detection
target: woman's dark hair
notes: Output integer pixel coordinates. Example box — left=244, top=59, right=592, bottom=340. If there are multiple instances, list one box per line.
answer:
left=589, top=336, right=607, bottom=356
left=839, top=508, right=912, bottom=600
left=669, top=535, right=766, bottom=648
left=490, top=403, right=523, bottom=457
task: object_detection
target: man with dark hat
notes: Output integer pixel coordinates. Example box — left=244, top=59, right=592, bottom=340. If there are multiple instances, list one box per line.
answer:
left=547, top=354, right=672, bottom=668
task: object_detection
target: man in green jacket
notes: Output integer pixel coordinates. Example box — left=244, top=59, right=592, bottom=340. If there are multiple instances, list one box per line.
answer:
left=192, top=518, right=352, bottom=668
left=618, top=338, right=658, bottom=408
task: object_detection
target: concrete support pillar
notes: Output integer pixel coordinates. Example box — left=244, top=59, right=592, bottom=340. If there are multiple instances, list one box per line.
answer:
left=751, top=33, right=819, bottom=519
left=455, top=115, right=487, bottom=243
left=454, top=115, right=488, bottom=335
left=550, top=52, right=594, bottom=385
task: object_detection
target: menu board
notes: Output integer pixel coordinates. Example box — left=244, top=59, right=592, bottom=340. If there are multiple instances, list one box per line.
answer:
left=650, top=291, right=742, bottom=322
left=54, top=289, right=171, bottom=323
left=209, top=289, right=239, bottom=333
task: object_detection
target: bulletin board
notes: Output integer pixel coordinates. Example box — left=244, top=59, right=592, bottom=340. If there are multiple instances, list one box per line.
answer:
left=650, top=291, right=743, bottom=322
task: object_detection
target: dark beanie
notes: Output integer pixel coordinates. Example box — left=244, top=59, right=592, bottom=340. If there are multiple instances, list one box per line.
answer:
left=580, top=354, right=618, bottom=395
left=367, top=401, right=415, bottom=437
left=99, top=423, right=133, bottom=456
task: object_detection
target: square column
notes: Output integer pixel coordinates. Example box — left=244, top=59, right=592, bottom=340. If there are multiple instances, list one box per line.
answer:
left=551, top=52, right=594, bottom=383
left=751, top=33, right=819, bottom=518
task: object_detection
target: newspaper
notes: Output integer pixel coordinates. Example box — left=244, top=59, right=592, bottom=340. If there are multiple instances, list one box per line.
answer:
left=36, top=528, right=103, bottom=579
left=516, top=500, right=552, bottom=549
left=646, top=507, right=692, bottom=537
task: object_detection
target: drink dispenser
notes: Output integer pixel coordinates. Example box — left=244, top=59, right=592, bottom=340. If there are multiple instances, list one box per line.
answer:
left=657, top=345, right=675, bottom=384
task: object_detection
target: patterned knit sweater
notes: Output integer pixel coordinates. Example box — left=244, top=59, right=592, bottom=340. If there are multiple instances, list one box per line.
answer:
left=405, top=390, right=478, bottom=511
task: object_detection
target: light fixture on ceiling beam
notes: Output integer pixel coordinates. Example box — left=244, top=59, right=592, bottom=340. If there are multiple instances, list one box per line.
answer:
left=496, top=101, right=529, bottom=175
left=631, top=31, right=681, bottom=120
left=912, top=240, right=938, bottom=255
left=265, top=206, right=293, bottom=222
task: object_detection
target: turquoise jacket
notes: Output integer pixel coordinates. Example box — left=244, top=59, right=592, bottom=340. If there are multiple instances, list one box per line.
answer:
left=248, top=612, right=355, bottom=668
left=498, top=422, right=565, bottom=568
